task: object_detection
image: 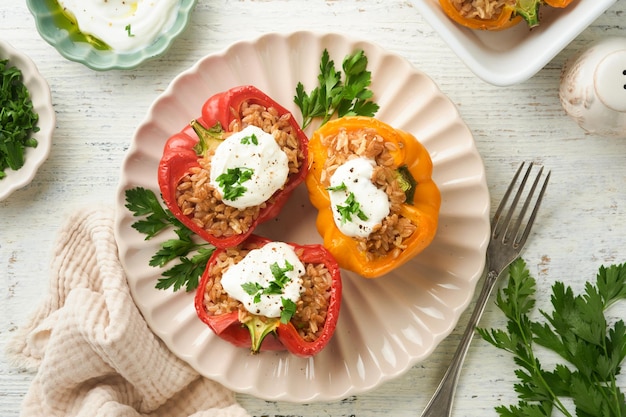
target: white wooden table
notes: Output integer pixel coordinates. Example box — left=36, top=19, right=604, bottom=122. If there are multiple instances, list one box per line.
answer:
left=2, top=1, right=625, bottom=416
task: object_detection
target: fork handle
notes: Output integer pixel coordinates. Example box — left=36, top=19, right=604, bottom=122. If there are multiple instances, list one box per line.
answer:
left=419, top=270, right=500, bottom=417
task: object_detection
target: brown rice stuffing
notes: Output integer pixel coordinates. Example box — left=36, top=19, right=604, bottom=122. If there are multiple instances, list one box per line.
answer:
left=175, top=101, right=304, bottom=238
left=451, top=0, right=514, bottom=20
left=201, top=244, right=333, bottom=342
left=320, top=127, right=416, bottom=261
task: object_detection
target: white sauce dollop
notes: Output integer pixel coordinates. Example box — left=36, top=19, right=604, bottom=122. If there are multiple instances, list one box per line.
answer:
left=328, top=157, right=390, bottom=238
left=221, top=242, right=305, bottom=318
left=210, top=125, right=290, bottom=210
left=58, top=0, right=180, bottom=52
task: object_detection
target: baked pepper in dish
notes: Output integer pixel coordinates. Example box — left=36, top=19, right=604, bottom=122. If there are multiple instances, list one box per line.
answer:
left=194, top=235, right=342, bottom=357
left=438, top=0, right=550, bottom=30
left=439, top=0, right=576, bottom=30
left=305, top=116, right=441, bottom=278
left=158, top=85, right=308, bottom=248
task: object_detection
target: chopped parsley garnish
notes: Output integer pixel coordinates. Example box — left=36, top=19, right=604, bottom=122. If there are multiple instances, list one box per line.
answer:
left=294, top=49, right=379, bottom=129
left=215, top=167, right=254, bottom=201
left=280, top=298, right=297, bottom=324
left=0, top=59, right=39, bottom=179
left=124, top=187, right=215, bottom=292
left=327, top=182, right=348, bottom=192
left=240, top=133, right=259, bottom=145
left=241, top=260, right=299, bottom=324
left=242, top=260, right=295, bottom=303
left=336, top=192, right=369, bottom=224
left=125, top=24, right=134, bottom=37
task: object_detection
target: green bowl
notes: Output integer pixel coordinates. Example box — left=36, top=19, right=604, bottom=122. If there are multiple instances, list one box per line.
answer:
left=26, top=0, right=197, bottom=71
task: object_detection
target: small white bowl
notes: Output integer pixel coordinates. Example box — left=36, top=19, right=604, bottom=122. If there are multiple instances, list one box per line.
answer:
left=0, top=40, right=55, bottom=201
left=413, top=0, right=617, bottom=86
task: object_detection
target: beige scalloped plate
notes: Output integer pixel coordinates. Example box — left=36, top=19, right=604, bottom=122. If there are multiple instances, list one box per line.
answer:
left=114, top=31, right=490, bottom=402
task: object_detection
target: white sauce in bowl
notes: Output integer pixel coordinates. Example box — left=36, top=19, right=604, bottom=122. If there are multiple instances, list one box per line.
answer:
left=57, top=0, right=181, bottom=52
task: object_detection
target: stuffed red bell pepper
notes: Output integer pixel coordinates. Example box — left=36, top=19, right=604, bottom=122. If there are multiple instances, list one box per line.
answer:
left=158, top=85, right=308, bottom=248
left=194, top=235, right=342, bottom=357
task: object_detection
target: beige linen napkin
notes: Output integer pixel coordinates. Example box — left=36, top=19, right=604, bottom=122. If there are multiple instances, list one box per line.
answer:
left=6, top=207, right=251, bottom=417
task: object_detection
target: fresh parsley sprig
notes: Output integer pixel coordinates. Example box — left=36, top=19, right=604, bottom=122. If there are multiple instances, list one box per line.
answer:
left=478, top=258, right=626, bottom=417
left=125, top=187, right=215, bottom=292
left=294, top=49, right=379, bottom=129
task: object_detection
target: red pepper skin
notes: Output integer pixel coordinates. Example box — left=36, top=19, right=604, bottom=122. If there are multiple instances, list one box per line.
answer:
left=194, top=235, right=342, bottom=357
left=158, top=86, right=309, bottom=248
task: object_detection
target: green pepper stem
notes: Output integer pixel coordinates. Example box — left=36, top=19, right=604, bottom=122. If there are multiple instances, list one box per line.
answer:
left=190, top=120, right=224, bottom=157
left=395, top=165, right=417, bottom=205
left=516, top=0, right=540, bottom=28
left=242, top=315, right=281, bottom=354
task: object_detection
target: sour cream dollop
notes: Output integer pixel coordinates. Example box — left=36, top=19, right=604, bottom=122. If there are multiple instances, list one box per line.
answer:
left=328, top=157, right=390, bottom=238
left=58, top=0, right=180, bottom=52
left=221, top=242, right=305, bottom=318
left=210, top=125, right=290, bottom=210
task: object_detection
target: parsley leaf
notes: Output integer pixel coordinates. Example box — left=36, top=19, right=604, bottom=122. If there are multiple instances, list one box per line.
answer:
left=478, top=258, right=626, bottom=417
left=240, top=133, right=258, bottom=145
left=336, top=192, right=368, bottom=224
left=0, top=59, right=39, bottom=179
left=294, top=49, right=379, bottom=129
left=125, top=187, right=215, bottom=292
left=242, top=260, right=295, bottom=302
left=215, top=167, right=253, bottom=201
left=327, top=182, right=348, bottom=192
left=280, top=297, right=297, bottom=324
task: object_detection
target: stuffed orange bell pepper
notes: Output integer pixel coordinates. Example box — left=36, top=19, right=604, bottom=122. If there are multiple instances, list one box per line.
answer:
left=439, top=0, right=577, bottom=31
left=438, top=0, right=547, bottom=30
left=305, top=116, right=441, bottom=278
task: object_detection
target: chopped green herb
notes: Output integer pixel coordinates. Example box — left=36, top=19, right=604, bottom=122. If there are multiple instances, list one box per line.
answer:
left=294, top=49, right=379, bottom=129
left=125, top=187, right=215, bottom=292
left=268, top=260, right=295, bottom=293
left=242, top=260, right=295, bottom=304
left=478, top=258, right=626, bottom=417
left=240, top=133, right=259, bottom=145
left=280, top=297, right=297, bottom=324
left=125, top=24, right=135, bottom=37
left=215, top=167, right=254, bottom=201
left=336, top=192, right=368, bottom=224
left=241, top=282, right=265, bottom=303
left=327, top=182, right=348, bottom=192
left=0, top=59, right=39, bottom=179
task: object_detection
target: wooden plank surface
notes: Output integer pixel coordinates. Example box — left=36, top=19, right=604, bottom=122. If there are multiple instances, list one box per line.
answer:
left=1, top=1, right=625, bottom=416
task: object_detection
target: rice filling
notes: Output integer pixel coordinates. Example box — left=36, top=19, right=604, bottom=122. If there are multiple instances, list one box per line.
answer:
left=175, top=101, right=303, bottom=238
left=320, top=127, right=417, bottom=261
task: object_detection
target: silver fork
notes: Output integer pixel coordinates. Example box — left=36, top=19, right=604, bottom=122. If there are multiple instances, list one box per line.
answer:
left=420, top=162, right=550, bottom=417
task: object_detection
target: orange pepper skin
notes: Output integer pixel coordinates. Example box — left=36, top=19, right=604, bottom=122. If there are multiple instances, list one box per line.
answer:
left=305, top=116, right=441, bottom=279
left=438, top=0, right=522, bottom=31
left=544, top=0, right=574, bottom=7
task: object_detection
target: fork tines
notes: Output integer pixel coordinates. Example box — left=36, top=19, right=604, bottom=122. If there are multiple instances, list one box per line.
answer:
left=492, top=162, right=550, bottom=248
